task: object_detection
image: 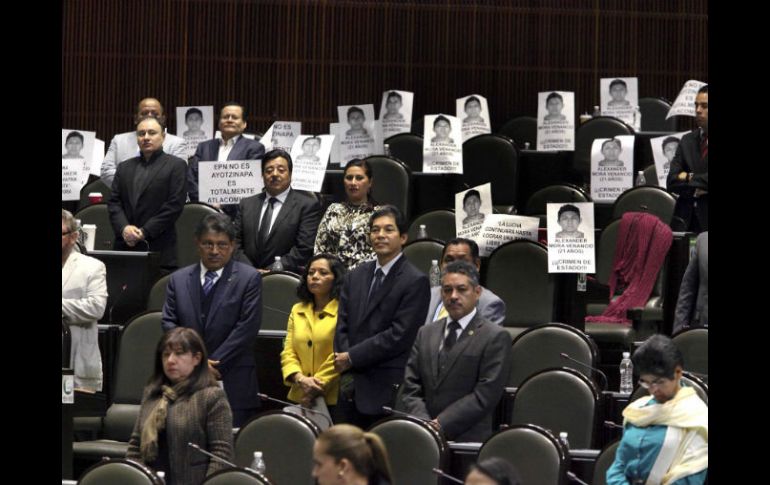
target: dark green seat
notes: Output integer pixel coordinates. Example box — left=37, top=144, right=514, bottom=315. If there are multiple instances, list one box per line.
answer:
left=498, top=116, right=537, bottom=150
left=672, top=327, right=708, bottom=380
left=260, top=271, right=301, bottom=331
left=385, top=132, right=424, bottom=173
left=74, top=204, right=115, bottom=251
left=175, top=202, right=221, bottom=268
left=402, top=239, right=445, bottom=276
left=370, top=416, right=448, bottom=485
left=638, top=97, right=677, bottom=132
left=643, top=164, right=660, bottom=187
left=611, top=186, right=676, bottom=226
left=203, top=467, right=273, bottom=485
left=365, top=156, right=413, bottom=220
left=78, top=458, right=162, bottom=485
left=574, top=117, right=633, bottom=175
left=524, top=184, right=591, bottom=227
left=592, top=439, right=621, bottom=485
left=146, top=274, right=171, bottom=311
left=460, top=134, right=519, bottom=206
left=478, top=424, right=567, bottom=485
left=407, top=209, right=456, bottom=243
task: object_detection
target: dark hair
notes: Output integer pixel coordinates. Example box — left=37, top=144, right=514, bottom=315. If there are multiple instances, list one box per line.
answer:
left=134, top=98, right=167, bottom=126
left=558, top=204, right=581, bottom=219
left=443, top=238, right=480, bottom=262
left=302, top=136, right=322, bottom=146
left=546, top=92, right=563, bottom=105
left=66, top=131, right=84, bottom=144
left=609, top=79, right=628, bottom=91
left=221, top=101, right=247, bottom=119
left=433, top=114, right=451, bottom=128
left=464, top=96, right=481, bottom=109
left=469, top=457, right=522, bottom=485
left=370, top=205, right=407, bottom=235
left=136, top=97, right=165, bottom=116
left=441, top=260, right=480, bottom=287
left=136, top=115, right=166, bottom=130
left=344, top=159, right=378, bottom=205
left=263, top=148, right=293, bottom=173
left=632, top=334, right=684, bottom=379
left=386, top=91, right=402, bottom=103
left=296, top=253, right=347, bottom=303
left=463, top=189, right=481, bottom=205
left=149, top=328, right=216, bottom=396
left=601, top=138, right=622, bottom=150
left=317, top=424, right=393, bottom=484
left=185, top=107, right=203, bottom=120
left=697, top=85, right=708, bottom=94
left=661, top=136, right=679, bottom=151
left=194, top=213, right=236, bottom=242
left=347, top=106, right=365, bottom=118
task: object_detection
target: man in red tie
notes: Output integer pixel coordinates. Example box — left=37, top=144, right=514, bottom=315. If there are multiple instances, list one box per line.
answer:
left=667, top=85, right=708, bottom=232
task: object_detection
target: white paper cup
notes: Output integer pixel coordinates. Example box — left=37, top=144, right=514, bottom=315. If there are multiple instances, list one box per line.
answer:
left=82, top=224, right=97, bottom=251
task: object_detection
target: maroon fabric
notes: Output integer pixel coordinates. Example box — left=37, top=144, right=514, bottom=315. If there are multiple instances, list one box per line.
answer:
left=586, top=212, right=672, bottom=324
left=700, top=135, right=708, bottom=160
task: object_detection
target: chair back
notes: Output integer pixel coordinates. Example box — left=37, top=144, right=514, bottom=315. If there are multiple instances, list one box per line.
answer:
left=638, top=97, right=677, bottom=132
left=498, top=116, right=537, bottom=149
left=478, top=424, right=568, bottom=485
left=369, top=416, right=449, bottom=485
left=407, top=209, right=456, bottom=243
left=508, top=324, right=599, bottom=388
left=234, top=410, right=320, bottom=485
left=485, top=240, right=554, bottom=328
left=112, top=311, right=164, bottom=405
left=74, top=204, right=115, bottom=250
left=78, top=458, right=162, bottom=485
left=672, top=327, right=708, bottom=379
left=175, top=203, right=221, bottom=268
left=592, top=439, right=621, bottom=485
left=460, top=134, right=519, bottom=205
left=524, top=184, right=591, bottom=226
left=509, top=368, right=600, bottom=448
left=402, top=239, right=445, bottom=276
left=611, top=186, right=676, bottom=226
left=146, top=274, right=171, bottom=311
left=643, top=164, right=660, bottom=187
left=79, top=178, right=112, bottom=210
left=386, top=132, right=424, bottom=172
left=260, top=271, right=301, bottom=331
left=365, top=156, right=412, bottom=220
left=203, top=467, right=273, bottom=485
left=574, top=117, right=633, bottom=175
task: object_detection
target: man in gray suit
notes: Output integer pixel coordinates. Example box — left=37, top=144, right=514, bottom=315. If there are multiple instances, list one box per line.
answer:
left=425, top=238, right=506, bottom=325
left=402, top=260, right=512, bottom=442
left=100, top=97, right=186, bottom=187
left=673, top=232, right=708, bottom=334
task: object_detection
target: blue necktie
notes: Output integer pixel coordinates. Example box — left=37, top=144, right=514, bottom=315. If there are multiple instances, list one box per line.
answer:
left=202, top=271, right=218, bottom=296
left=367, top=269, right=384, bottom=304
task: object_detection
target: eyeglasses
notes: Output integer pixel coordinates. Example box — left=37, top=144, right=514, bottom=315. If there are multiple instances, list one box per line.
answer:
left=199, top=242, right=232, bottom=250
left=62, top=230, right=76, bottom=237
left=637, top=377, right=670, bottom=390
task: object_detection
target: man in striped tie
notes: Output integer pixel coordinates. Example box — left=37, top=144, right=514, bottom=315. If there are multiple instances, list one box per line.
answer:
left=162, top=213, right=263, bottom=426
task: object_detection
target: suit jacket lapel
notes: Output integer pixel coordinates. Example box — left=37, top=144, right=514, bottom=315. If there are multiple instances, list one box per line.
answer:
left=227, top=137, right=245, bottom=160
left=62, top=252, right=78, bottom=289
left=207, top=261, right=235, bottom=325
left=436, top=315, right=483, bottom=386
left=429, top=319, right=446, bottom=382
left=186, top=266, right=204, bottom=332
left=264, top=189, right=295, bottom=244
left=207, top=140, right=220, bottom=161
left=252, top=193, right=266, bottom=244
left=361, top=256, right=404, bottom=321
left=135, top=155, right=166, bottom=203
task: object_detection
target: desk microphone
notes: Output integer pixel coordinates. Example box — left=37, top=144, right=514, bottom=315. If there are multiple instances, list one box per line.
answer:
left=257, top=393, right=333, bottom=428
left=603, top=420, right=623, bottom=430
left=263, top=304, right=291, bottom=317
left=431, top=467, right=464, bottom=484
left=559, top=353, right=609, bottom=391
left=567, top=471, right=590, bottom=485
left=188, top=442, right=238, bottom=469
left=108, top=284, right=128, bottom=325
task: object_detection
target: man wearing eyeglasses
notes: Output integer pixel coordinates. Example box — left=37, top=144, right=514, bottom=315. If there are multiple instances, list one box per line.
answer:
left=161, top=213, right=263, bottom=427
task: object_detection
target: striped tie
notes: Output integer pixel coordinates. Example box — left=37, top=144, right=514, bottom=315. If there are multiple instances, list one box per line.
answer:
left=202, top=271, right=218, bottom=295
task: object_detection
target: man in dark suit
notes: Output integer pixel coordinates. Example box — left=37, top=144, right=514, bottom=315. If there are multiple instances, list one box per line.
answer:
left=107, top=116, right=187, bottom=273
left=667, top=84, right=708, bottom=232
left=161, top=213, right=262, bottom=426
left=402, top=260, right=512, bottom=442
left=334, top=205, right=430, bottom=428
left=234, top=149, right=321, bottom=273
left=186, top=102, right=266, bottom=218
left=424, top=238, right=506, bottom=326
left=673, top=232, right=708, bottom=334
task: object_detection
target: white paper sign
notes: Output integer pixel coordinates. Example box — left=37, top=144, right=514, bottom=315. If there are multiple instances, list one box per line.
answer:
left=423, top=114, right=463, bottom=173
left=176, top=105, right=214, bottom=160
left=589, top=136, right=635, bottom=202
left=260, top=121, right=302, bottom=152
left=650, top=132, right=688, bottom=188
left=667, top=80, right=707, bottom=119
left=338, top=105, right=377, bottom=165
left=62, top=158, right=90, bottom=201
left=290, top=135, right=334, bottom=192
left=379, top=90, right=414, bottom=139
left=455, top=183, right=493, bottom=240
left=536, top=91, right=575, bottom=151
left=477, top=214, right=540, bottom=257
left=62, top=374, right=74, bottom=404
left=62, top=129, right=96, bottom=169
left=456, top=94, right=492, bottom=142
left=198, top=160, right=263, bottom=205
left=547, top=202, right=596, bottom=273
left=600, top=78, right=638, bottom=125
left=91, top=138, right=105, bottom=176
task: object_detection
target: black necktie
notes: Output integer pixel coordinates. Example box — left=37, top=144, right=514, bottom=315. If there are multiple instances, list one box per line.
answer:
left=439, top=320, right=461, bottom=369
left=258, top=197, right=277, bottom=246
left=367, top=269, right=384, bottom=304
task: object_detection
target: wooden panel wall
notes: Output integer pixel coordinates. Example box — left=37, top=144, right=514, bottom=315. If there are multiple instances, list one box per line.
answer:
left=62, top=0, right=708, bottom=140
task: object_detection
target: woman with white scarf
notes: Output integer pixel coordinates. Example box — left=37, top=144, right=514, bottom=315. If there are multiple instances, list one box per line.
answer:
left=607, top=334, right=707, bottom=485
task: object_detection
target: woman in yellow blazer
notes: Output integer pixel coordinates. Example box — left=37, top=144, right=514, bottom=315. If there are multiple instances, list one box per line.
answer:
left=281, top=253, right=347, bottom=410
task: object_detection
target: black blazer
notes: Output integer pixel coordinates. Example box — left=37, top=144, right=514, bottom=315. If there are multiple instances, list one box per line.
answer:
left=234, top=188, right=321, bottom=272
left=334, top=255, right=430, bottom=415
left=186, top=136, right=266, bottom=202
left=107, top=150, right=187, bottom=269
left=666, top=129, right=708, bottom=229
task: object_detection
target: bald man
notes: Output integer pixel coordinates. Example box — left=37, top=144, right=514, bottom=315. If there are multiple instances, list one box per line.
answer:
left=100, top=97, right=187, bottom=187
